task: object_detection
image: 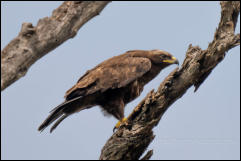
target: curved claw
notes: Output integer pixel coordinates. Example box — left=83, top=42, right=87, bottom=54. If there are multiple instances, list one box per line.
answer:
left=113, top=126, right=117, bottom=132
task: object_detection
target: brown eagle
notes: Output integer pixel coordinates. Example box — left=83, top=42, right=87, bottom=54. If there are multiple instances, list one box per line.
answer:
left=38, top=50, right=178, bottom=132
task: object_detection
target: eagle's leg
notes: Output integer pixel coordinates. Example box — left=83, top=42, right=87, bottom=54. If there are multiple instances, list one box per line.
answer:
left=112, top=98, right=128, bottom=132
left=113, top=104, right=141, bottom=132
left=113, top=117, right=128, bottom=132
left=100, top=96, right=128, bottom=131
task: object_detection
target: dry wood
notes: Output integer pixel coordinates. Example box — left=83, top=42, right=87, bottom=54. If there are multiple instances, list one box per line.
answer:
left=1, top=1, right=110, bottom=91
left=99, top=1, right=240, bottom=160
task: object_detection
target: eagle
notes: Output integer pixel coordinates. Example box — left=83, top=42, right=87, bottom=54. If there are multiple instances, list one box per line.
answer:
left=38, top=50, right=179, bottom=132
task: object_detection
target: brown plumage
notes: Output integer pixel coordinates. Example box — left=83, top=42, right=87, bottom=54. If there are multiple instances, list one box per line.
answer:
left=38, top=50, right=179, bottom=132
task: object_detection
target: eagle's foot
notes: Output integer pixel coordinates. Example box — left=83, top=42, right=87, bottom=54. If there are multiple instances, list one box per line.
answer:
left=113, top=117, right=128, bottom=132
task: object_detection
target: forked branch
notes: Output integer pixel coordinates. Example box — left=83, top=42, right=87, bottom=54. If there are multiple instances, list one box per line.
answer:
left=99, top=1, right=240, bottom=160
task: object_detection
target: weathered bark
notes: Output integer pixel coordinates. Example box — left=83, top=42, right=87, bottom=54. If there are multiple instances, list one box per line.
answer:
left=1, top=1, right=110, bottom=91
left=100, top=1, right=240, bottom=160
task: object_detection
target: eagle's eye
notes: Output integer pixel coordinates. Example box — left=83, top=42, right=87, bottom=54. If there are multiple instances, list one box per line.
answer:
left=161, top=55, right=170, bottom=59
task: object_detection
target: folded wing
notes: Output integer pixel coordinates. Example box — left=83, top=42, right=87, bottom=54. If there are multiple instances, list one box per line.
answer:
left=65, top=56, right=152, bottom=100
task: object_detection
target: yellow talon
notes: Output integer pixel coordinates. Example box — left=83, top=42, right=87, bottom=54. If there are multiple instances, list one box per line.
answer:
left=113, top=117, right=128, bottom=132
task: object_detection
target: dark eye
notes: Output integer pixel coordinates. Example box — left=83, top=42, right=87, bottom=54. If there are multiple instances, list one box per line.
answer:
left=162, top=55, right=169, bottom=59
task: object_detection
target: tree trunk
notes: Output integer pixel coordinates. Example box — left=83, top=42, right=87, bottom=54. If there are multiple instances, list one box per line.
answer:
left=99, top=1, right=240, bottom=160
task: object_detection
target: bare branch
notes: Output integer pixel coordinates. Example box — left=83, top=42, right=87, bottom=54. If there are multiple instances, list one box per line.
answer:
left=99, top=1, right=240, bottom=160
left=1, top=1, right=110, bottom=91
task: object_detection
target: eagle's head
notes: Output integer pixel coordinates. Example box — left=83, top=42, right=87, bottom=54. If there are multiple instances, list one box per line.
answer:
left=150, top=49, right=179, bottom=66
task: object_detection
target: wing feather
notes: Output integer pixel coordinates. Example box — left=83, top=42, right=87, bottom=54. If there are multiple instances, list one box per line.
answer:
left=65, top=56, right=152, bottom=100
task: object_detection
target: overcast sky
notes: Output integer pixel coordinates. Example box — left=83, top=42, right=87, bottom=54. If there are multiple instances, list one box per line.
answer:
left=1, top=1, right=240, bottom=160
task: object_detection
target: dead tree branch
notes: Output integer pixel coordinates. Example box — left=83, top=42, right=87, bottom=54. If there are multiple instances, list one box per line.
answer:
left=99, top=1, right=240, bottom=160
left=1, top=1, right=110, bottom=91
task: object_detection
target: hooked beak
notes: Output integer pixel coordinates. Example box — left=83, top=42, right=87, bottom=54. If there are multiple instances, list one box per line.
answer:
left=163, top=56, right=179, bottom=65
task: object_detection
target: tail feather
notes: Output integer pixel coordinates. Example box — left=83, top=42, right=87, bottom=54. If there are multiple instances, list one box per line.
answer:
left=38, top=96, right=85, bottom=132
left=50, top=114, right=69, bottom=133
left=38, top=107, right=64, bottom=132
left=49, top=96, right=82, bottom=113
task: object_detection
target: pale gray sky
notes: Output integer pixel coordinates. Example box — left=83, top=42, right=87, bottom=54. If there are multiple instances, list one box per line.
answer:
left=1, top=1, right=240, bottom=160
